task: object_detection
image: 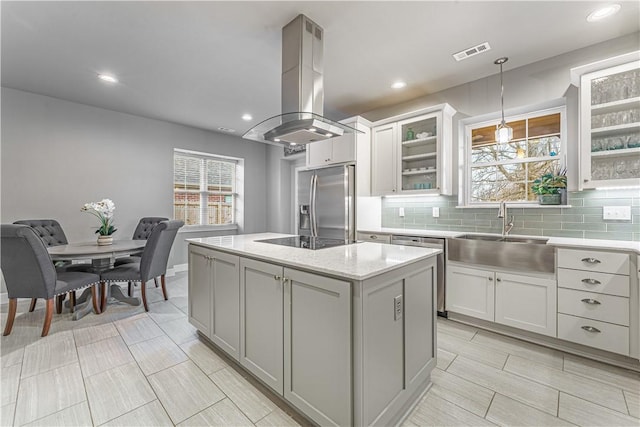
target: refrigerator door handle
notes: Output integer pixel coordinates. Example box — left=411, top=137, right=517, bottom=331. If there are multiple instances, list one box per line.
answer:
left=310, top=174, right=318, bottom=237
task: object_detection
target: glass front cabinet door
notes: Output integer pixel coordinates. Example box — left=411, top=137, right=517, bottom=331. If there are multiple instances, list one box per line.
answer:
left=580, top=60, right=640, bottom=188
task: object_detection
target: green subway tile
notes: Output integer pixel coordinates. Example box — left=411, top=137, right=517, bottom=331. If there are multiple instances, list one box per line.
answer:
left=462, top=220, right=490, bottom=227
left=584, top=215, right=606, bottom=223
left=606, top=223, right=638, bottom=232
left=542, top=214, right=583, bottom=222
left=632, top=207, right=640, bottom=215
left=577, top=189, right=599, bottom=199
left=582, top=231, right=635, bottom=241
left=510, top=229, right=544, bottom=236
left=447, top=213, right=465, bottom=220
left=602, top=189, right=640, bottom=199
left=436, top=219, right=462, bottom=225
left=475, top=227, right=503, bottom=234
left=562, top=222, right=606, bottom=231
left=633, top=233, right=640, bottom=241
left=474, top=214, right=497, bottom=221
left=522, top=221, right=545, bottom=229
left=519, top=214, right=543, bottom=221
left=566, top=207, right=603, bottom=215
left=584, top=198, right=633, bottom=207
left=454, top=226, right=477, bottom=232
left=543, top=229, right=585, bottom=238
left=634, top=215, right=640, bottom=224
left=565, top=199, right=584, bottom=207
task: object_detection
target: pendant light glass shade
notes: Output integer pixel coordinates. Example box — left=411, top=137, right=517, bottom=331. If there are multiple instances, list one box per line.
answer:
left=494, top=57, right=512, bottom=143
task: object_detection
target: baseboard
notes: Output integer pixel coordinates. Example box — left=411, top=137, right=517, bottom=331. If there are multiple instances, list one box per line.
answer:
left=166, top=263, right=188, bottom=277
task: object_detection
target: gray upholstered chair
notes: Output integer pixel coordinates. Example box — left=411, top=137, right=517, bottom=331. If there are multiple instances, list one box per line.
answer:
left=100, top=220, right=183, bottom=311
left=114, top=217, right=168, bottom=294
left=1, top=224, right=102, bottom=337
left=13, top=219, right=78, bottom=312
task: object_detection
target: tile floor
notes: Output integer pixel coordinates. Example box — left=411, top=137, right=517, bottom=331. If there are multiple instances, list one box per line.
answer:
left=1, top=272, right=639, bottom=426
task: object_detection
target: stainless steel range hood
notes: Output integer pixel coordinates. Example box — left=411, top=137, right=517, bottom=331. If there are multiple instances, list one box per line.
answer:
left=243, top=14, right=360, bottom=146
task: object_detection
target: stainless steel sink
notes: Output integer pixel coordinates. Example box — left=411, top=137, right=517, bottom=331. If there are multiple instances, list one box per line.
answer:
left=448, top=234, right=555, bottom=273
left=457, top=234, right=549, bottom=244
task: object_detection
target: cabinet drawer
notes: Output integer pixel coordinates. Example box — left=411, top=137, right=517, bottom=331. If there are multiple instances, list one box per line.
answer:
left=557, top=268, right=629, bottom=297
left=557, top=287, right=630, bottom=327
left=558, top=288, right=629, bottom=326
left=357, top=232, right=391, bottom=244
left=557, top=248, right=629, bottom=275
left=558, top=313, right=629, bottom=356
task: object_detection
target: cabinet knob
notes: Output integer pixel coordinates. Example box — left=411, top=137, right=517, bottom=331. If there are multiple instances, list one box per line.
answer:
left=283, top=277, right=290, bottom=283
left=488, top=277, right=493, bottom=281
left=581, top=257, right=601, bottom=264
left=370, top=235, right=377, bottom=240
left=581, top=278, right=601, bottom=285
left=581, top=298, right=601, bottom=305
left=581, top=325, right=601, bottom=333
left=274, top=275, right=281, bottom=281
left=496, top=277, right=502, bottom=282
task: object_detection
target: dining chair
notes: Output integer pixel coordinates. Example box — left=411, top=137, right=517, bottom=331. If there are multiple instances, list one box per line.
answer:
left=114, top=217, right=168, bottom=295
left=99, top=220, right=184, bottom=311
left=12, top=218, right=83, bottom=313
left=1, top=224, right=102, bottom=337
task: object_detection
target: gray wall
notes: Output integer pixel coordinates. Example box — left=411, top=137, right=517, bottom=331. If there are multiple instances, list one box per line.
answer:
left=1, top=88, right=268, bottom=269
left=265, top=144, right=305, bottom=234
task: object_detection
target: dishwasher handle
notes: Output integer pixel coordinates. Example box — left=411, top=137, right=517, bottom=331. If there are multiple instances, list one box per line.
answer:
left=391, top=235, right=444, bottom=249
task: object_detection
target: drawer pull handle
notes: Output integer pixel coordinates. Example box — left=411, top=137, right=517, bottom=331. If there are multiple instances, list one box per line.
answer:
left=581, top=278, right=601, bottom=285
left=581, top=326, right=601, bottom=333
left=581, top=257, right=601, bottom=264
left=370, top=235, right=377, bottom=240
left=581, top=298, right=601, bottom=305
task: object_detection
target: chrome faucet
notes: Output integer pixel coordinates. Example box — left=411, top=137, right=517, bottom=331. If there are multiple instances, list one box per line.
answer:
left=497, top=201, right=514, bottom=236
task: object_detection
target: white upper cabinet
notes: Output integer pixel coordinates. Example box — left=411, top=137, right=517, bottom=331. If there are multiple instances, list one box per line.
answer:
left=371, top=103, right=456, bottom=196
left=578, top=58, right=640, bottom=189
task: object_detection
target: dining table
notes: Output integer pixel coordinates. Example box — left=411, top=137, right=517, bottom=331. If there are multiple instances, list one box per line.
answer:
left=47, top=239, right=147, bottom=320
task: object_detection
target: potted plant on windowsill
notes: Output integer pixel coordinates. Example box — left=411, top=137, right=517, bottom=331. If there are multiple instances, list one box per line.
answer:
left=531, top=167, right=567, bottom=205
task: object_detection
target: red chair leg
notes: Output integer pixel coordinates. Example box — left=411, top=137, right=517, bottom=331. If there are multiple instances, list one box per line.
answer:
left=141, top=281, right=149, bottom=311
left=69, top=291, right=76, bottom=313
left=154, top=277, right=159, bottom=288
left=91, top=285, right=102, bottom=314
left=3, top=299, right=17, bottom=336
left=29, top=298, right=37, bottom=312
left=56, top=295, right=64, bottom=314
left=160, top=275, right=168, bottom=301
left=100, top=282, right=108, bottom=312
left=41, top=299, right=54, bottom=337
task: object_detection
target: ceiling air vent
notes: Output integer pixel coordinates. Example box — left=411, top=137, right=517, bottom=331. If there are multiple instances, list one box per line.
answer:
left=453, top=42, right=491, bottom=62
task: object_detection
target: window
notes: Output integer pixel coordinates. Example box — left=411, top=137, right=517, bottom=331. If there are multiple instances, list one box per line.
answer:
left=464, top=107, right=566, bottom=205
left=173, top=150, right=238, bottom=226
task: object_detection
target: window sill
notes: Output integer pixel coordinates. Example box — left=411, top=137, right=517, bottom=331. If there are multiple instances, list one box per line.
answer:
left=177, top=224, right=238, bottom=233
left=456, top=204, right=572, bottom=209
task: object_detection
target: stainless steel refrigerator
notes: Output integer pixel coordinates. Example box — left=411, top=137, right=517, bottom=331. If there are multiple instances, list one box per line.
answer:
left=297, top=164, right=355, bottom=241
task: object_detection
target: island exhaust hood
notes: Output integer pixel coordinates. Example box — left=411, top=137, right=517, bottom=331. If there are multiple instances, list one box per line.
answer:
left=243, top=14, right=359, bottom=146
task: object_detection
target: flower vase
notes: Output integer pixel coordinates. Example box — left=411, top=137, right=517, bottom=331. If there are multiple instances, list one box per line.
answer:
left=538, top=194, right=561, bottom=205
left=97, top=235, right=113, bottom=246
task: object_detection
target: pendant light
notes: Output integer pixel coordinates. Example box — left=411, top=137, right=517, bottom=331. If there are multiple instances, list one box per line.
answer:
left=494, top=57, right=513, bottom=143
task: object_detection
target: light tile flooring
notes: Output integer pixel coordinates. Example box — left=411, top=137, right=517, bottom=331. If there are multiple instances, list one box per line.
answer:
left=0, top=272, right=638, bottom=426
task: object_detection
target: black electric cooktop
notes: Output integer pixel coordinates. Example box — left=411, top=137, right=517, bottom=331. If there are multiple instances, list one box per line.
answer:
left=256, top=235, right=356, bottom=250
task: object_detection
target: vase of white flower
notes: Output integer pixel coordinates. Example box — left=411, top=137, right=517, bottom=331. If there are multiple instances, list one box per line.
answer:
left=81, top=198, right=117, bottom=245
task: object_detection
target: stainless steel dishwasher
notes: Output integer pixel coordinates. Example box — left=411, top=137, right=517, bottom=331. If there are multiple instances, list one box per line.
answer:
left=391, top=235, right=446, bottom=317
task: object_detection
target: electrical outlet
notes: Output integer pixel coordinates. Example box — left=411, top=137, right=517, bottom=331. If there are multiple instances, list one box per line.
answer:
left=394, top=295, right=403, bottom=321
left=603, top=206, right=631, bottom=220
left=432, top=207, right=440, bottom=218
left=399, top=207, right=405, bottom=217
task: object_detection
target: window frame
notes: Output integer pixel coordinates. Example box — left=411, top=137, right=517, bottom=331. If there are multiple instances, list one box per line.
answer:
left=173, top=148, right=240, bottom=228
left=461, top=105, right=567, bottom=207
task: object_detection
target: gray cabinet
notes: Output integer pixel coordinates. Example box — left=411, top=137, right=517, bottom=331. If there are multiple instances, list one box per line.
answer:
left=188, top=246, right=240, bottom=359
left=188, top=245, right=212, bottom=337
left=284, top=268, right=351, bottom=427
left=360, top=261, right=436, bottom=426
left=239, top=258, right=284, bottom=394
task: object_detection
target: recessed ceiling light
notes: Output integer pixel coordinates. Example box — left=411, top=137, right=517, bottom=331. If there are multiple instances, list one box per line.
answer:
left=308, top=128, right=317, bottom=132
left=97, top=73, right=118, bottom=84
left=325, top=133, right=333, bottom=137
left=217, top=127, right=236, bottom=133
left=274, top=138, right=281, bottom=142
left=241, top=114, right=253, bottom=121
left=391, top=81, right=407, bottom=89
left=290, top=142, right=297, bottom=145
left=587, top=4, right=621, bottom=22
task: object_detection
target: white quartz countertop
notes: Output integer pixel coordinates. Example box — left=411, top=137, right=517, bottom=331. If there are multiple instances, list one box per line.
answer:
left=187, top=233, right=441, bottom=280
left=359, top=228, right=640, bottom=254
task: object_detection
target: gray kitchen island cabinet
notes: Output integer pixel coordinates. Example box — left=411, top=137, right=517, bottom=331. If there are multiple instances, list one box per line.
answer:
left=187, top=233, right=440, bottom=427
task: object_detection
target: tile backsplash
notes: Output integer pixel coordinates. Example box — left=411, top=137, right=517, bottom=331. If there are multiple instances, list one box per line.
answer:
left=381, top=189, right=640, bottom=241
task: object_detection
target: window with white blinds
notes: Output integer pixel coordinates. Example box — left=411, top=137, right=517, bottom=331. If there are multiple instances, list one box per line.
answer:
left=173, top=150, right=237, bottom=226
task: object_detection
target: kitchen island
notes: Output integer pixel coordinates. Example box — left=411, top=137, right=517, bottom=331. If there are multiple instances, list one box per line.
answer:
left=187, top=233, right=440, bottom=427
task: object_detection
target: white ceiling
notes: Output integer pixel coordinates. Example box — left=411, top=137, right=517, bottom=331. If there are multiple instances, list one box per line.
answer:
left=2, top=1, right=639, bottom=136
